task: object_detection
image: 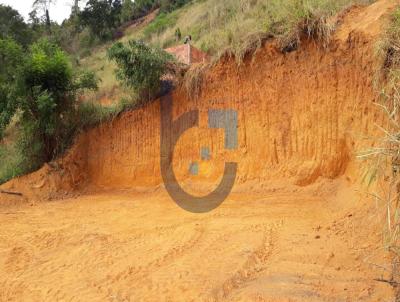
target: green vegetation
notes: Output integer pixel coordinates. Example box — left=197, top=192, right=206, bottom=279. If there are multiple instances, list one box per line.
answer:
left=0, top=5, right=33, bottom=47
left=108, top=40, right=174, bottom=100
left=80, top=0, right=123, bottom=40
left=0, top=37, right=99, bottom=183
left=143, top=11, right=179, bottom=42
left=120, top=0, right=135, bottom=23
left=0, top=143, right=24, bottom=184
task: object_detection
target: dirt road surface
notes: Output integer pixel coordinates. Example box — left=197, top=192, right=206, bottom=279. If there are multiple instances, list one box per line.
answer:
left=0, top=179, right=393, bottom=301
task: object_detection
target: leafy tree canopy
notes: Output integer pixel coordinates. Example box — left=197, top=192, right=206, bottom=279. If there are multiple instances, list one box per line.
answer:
left=107, top=40, right=173, bottom=100
left=0, top=5, right=33, bottom=47
left=80, top=0, right=122, bottom=40
left=0, top=38, right=98, bottom=165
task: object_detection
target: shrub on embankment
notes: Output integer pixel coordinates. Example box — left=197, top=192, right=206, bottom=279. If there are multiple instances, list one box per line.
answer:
left=0, top=37, right=178, bottom=185
left=0, top=38, right=98, bottom=184
left=107, top=39, right=180, bottom=101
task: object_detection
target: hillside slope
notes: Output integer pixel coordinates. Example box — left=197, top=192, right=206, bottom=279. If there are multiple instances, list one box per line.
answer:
left=80, top=0, right=378, bottom=104
left=65, top=0, right=393, bottom=191
left=0, top=1, right=398, bottom=301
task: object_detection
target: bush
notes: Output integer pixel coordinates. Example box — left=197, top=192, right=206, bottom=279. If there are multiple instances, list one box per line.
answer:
left=0, top=38, right=98, bottom=182
left=121, top=0, right=135, bottom=23
left=107, top=40, right=174, bottom=100
left=0, top=38, right=23, bottom=138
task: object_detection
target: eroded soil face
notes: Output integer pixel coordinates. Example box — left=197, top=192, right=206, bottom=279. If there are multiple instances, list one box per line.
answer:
left=0, top=180, right=393, bottom=301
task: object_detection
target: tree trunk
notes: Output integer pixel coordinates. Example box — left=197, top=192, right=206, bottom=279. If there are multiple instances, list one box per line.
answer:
left=46, top=9, right=51, bottom=33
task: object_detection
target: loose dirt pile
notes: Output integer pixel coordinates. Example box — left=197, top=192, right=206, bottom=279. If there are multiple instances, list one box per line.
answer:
left=0, top=0, right=398, bottom=301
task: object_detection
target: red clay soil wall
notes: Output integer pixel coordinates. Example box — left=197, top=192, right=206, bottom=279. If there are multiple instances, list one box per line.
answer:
left=84, top=39, right=382, bottom=190
left=189, top=45, right=207, bottom=63
left=165, top=44, right=207, bottom=65
left=166, top=45, right=191, bottom=64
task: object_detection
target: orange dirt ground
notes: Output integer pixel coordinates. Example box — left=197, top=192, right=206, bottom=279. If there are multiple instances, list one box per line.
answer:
left=0, top=1, right=399, bottom=301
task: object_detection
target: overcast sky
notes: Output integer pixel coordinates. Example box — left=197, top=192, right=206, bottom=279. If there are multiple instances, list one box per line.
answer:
left=0, top=0, right=87, bottom=24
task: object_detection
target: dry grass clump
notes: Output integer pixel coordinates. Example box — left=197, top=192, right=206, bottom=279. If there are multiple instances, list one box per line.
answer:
left=218, top=32, right=273, bottom=65
left=183, top=63, right=210, bottom=100
left=359, top=7, right=400, bottom=273
left=378, top=8, right=400, bottom=256
left=280, top=12, right=336, bottom=52
left=380, top=8, right=400, bottom=83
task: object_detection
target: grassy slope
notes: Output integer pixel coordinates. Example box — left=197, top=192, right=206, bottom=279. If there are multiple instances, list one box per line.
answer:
left=81, top=0, right=375, bottom=103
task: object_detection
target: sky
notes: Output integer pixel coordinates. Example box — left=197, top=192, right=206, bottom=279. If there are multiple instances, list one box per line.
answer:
left=0, top=0, right=86, bottom=24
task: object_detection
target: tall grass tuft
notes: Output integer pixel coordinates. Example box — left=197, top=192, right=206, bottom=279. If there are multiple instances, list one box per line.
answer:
left=359, top=7, right=400, bottom=269
left=183, top=63, right=209, bottom=100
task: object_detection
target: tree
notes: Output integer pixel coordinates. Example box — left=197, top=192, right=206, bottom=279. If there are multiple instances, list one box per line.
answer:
left=28, top=9, right=41, bottom=28
left=32, top=0, right=57, bottom=31
left=0, top=38, right=98, bottom=167
left=70, top=0, right=82, bottom=32
left=131, top=0, right=156, bottom=18
left=71, top=0, right=80, bottom=16
left=159, top=0, right=191, bottom=13
left=0, top=5, right=33, bottom=47
left=121, top=0, right=134, bottom=23
left=79, top=0, right=122, bottom=40
left=0, top=38, right=23, bottom=138
left=107, top=40, right=173, bottom=100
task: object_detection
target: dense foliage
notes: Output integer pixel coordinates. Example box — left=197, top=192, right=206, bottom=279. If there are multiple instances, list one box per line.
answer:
left=107, top=40, right=173, bottom=99
left=0, top=39, right=23, bottom=137
left=0, top=5, right=33, bottom=47
left=0, top=38, right=98, bottom=178
left=0, top=0, right=182, bottom=184
left=80, top=0, right=123, bottom=40
left=120, top=0, right=135, bottom=23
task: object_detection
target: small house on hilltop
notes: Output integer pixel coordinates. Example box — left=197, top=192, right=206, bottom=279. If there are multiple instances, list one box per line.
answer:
left=165, top=44, right=207, bottom=65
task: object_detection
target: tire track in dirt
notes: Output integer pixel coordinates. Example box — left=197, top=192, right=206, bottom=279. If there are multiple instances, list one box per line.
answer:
left=210, top=222, right=281, bottom=301
left=0, top=186, right=394, bottom=301
left=93, top=225, right=206, bottom=299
